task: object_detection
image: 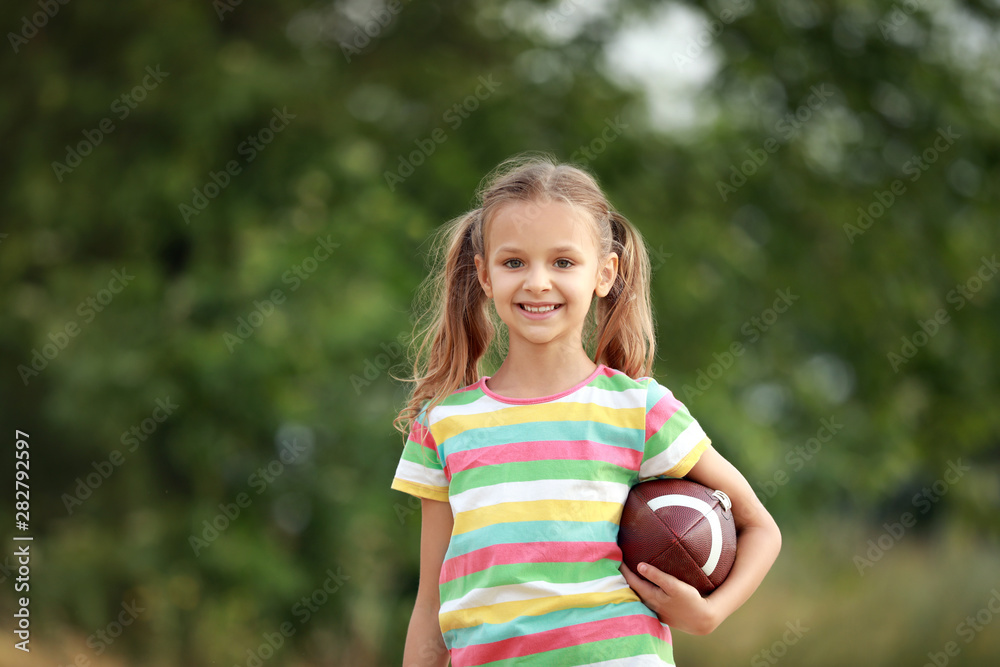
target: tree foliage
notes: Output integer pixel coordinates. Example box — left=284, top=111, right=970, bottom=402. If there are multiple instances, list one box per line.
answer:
left=1, top=0, right=998, bottom=664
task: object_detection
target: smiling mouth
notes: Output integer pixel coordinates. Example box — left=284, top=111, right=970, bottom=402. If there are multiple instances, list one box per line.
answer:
left=519, top=304, right=562, bottom=313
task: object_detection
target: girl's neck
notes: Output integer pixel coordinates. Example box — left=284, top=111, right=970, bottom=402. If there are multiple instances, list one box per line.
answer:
left=485, top=342, right=598, bottom=399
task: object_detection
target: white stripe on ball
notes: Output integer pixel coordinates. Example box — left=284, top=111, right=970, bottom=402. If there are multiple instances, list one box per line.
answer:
left=646, top=494, right=723, bottom=577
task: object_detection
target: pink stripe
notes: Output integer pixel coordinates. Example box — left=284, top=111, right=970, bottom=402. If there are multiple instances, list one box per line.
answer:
left=452, top=613, right=671, bottom=665
left=447, top=440, right=640, bottom=475
left=409, top=420, right=436, bottom=450
left=599, top=365, right=620, bottom=379
left=440, top=541, right=619, bottom=584
left=645, top=392, right=680, bottom=442
left=410, top=421, right=452, bottom=481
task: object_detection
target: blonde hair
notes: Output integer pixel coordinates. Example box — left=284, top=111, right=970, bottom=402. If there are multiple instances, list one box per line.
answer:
left=393, top=153, right=654, bottom=435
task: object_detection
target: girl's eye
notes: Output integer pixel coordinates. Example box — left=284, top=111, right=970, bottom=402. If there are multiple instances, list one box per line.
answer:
left=555, top=259, right=573, bottom=269
left=503, top=259, right=523, bottom=269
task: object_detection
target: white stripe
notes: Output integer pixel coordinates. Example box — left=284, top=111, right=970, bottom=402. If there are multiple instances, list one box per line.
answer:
left=440, top=575, right=628, bottom=613
left=427, top=385, right=647, bottom=425
left=393, top=457, right=448, bottom=489
left=449, top=478, right=630, bottom=512
left=639, top=422, right=706, bottom=479
left=646, top=494, right=722, bottom=577
left=577, top=657, right=674, bottom=667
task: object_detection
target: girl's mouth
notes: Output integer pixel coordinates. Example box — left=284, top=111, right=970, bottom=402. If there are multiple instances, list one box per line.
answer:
left=519, top=304, right=562, bottom=314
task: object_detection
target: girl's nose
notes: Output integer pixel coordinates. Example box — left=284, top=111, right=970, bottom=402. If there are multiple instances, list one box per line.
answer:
left=523, top=266, right=551, bottom=292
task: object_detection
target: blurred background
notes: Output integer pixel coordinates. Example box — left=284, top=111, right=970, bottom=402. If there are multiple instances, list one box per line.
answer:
left=1, top=0, right=999, bottom=665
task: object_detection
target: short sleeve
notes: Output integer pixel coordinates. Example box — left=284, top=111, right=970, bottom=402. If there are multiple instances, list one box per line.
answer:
left=390, top=409, right=450, bottom=502
left=639, top=378, right=711, bottom=480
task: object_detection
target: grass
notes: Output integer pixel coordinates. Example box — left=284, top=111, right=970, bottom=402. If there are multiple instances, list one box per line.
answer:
left=675, top=518, right=1000, bottom=667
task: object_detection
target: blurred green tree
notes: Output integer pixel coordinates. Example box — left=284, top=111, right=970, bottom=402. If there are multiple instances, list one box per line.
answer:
left=0, top=0, right=997, bottom=665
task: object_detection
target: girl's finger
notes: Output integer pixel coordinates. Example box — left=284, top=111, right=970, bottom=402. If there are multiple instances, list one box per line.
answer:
left=637, top=562, right=682, bottom=596
left=620, top=562, right=660, bottom=598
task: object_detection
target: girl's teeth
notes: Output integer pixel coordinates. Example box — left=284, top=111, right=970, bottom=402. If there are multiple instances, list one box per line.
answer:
left=522, top=304, right=557, bottom=313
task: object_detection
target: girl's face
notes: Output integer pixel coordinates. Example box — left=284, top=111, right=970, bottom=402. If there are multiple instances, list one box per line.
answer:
left=474, top=199, right=618, bottom=353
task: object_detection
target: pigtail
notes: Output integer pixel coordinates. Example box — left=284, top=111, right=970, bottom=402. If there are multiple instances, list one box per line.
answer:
left=393, top=209, right=494, bottom=435
left=593, top=210, right=655, bottom=378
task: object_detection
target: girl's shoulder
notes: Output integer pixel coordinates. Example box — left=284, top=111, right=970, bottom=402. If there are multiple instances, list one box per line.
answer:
left=415, top=377, right=489, bottom=422
left=600, top=367, right=689, bottom=409
left=599, top=365, right=661, bottom=392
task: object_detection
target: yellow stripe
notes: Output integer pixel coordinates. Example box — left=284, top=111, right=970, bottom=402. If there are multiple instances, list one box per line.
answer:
left=452, top=499, right=622, bottom=535
left=440, top=588, right=638, bottom=633
left=390, top=478, right=449, bottom=503
left=665, top=437, right=711, bottom=478
left=434, top=403, right=644, bottom=442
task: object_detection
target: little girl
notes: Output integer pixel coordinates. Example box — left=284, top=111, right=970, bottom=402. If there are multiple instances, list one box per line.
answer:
left=391, top=155, right=781, bottom=666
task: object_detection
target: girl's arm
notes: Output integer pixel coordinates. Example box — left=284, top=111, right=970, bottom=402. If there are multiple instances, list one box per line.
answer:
left=620, top=445, right=781, bottom=635
left=403, top=498, right=453, bottom=667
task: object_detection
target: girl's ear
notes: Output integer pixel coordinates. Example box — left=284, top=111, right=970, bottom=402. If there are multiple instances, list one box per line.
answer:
left=595, top=252, right=619, bottom=298
left=474, top=254, right=493, bottom=298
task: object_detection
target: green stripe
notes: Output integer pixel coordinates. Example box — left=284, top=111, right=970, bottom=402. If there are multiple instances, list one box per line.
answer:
left=400, top=439, right=443, bottom=469
left=643, top=409, right=694, bottom=463
left=439, top=388, right=486, bottom=407
left=590, top=372, right=638, bottom=392
left=450, top=460, right=629, bottom=495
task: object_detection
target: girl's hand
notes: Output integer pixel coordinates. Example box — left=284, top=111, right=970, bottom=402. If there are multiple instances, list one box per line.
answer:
left=619, top=561, right=719, bottom=636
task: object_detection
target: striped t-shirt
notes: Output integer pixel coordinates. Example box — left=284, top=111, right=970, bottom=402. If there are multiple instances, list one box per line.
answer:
left=391, top=364, right=711, bottom=667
